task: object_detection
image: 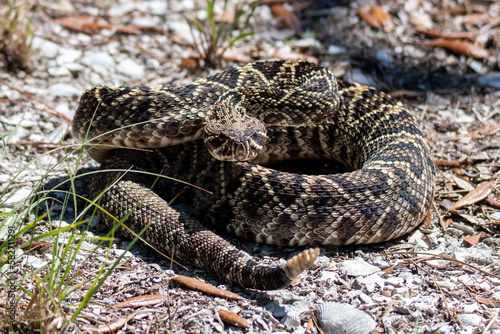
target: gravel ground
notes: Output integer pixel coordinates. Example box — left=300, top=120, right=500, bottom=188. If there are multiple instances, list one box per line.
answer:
left=0, top=0, right=499, bottom=333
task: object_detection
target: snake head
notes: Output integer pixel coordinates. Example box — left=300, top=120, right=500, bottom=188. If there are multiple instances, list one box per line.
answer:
left=204, top=103, right=268, bottom=162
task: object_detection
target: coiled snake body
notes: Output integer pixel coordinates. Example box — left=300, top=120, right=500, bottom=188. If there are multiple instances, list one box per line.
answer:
left=73, top=60, right=435, bottom=290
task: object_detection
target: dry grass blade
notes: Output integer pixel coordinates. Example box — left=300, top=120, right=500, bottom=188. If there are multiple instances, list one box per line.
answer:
left=425, top=39, right=491, bottom=59
left=171, top=276, right=244, bottom=300
left=115, top=294, right=169, bottom=308
left=218, top=310, right=249, bottom=328
left=448, top=181, right=495, bottom=212
left=484, top=311, right=499, bottom=333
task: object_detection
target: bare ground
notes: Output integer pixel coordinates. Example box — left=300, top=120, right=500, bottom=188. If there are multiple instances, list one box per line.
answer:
left=0, top=0, right=499, bottom=333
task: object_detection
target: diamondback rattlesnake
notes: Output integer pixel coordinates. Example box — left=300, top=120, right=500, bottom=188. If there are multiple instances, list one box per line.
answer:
left=73, top=60, right=435, bottom=289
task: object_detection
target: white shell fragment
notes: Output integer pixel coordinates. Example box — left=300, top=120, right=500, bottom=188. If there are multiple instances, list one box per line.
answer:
left=339, top=258, right=381, bottom=277
left=314, top=302, right=377, bottom=334
left=458, top=313, right=482, bottom=327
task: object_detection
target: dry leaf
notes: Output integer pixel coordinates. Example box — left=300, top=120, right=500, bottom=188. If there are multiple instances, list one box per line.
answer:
left=218, top=310, right=249, bottom=328
left=356, top=9, right=381, bottom=29
left=466, top=232, right=491, bottom=244
left=383, top=267, right=395, bottom=274
left=435, top=6, right=468, bottom=17
left=422, top=209, right=433, bottom=228
left=371, top=5, right=394, bottom=32
left=171, top=276, right=244, bottom=300
left=452, top=175, right=475, bottom=191
left=463, top=234, right=481, bottom=246
left=460, top=13, right=494, bottom=25
left=26, top=241, right=52, bottom=251
left=425, top=39, right=491, bottom=59
left=416, top=27, right=476, bottom=40
left=459, top=213, right=484, bottom=226
left=115, top=294, right=169, bottom=308
left=270, top=5, right=300, bottom=30
left=485, top=198, right=500, bottom=209
left=435, top=5, right=487, bottom=18
left=180, top=57, right=200, bottom=70
left=475, top=295, right=500, bottom=307
left=53, top=16, right=102, bottom=35
left=459, top=213, right=485, bottom=226
left=450, top=123, right=500, bottom=140
left=93, top=22, right=143, bottom=34
left=448, top=181, right=495, bottom=212
left=95, top=311, right=138, bottom=333
left=54, top=16, right=163, bottom=36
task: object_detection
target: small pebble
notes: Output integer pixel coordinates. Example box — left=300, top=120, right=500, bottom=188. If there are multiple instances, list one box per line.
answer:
left=81, top=51, right=115, bottom=70
left=21, top=255, right=48, bottom=269
left=48, top=83, right=83, bottom=97
left=328, top=44, right=347, bottom=55
left=4, top=188, right=32, bottom=207
left=116, top=58, right=145, bottom=78
left=31, top=37, right=61, bottom=58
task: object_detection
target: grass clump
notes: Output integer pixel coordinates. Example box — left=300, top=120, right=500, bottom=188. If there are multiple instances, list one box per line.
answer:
left=0, top=117, right=143, bottom=332
left=187, top=0, right=262, bottom=68
left=0, top=0, right=34, bottom=72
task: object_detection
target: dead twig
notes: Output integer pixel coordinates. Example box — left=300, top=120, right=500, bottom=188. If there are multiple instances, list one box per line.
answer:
left=408, top=258, right=457, bottom=324
left=485, top=198, right=500, bottom=209
left=390, top=251, right=500, bottom=280
left=434, top=157, right=472, bottom=168
left=432, top=201, right=447, bottom=232
left=457, top=278, right=480, bottom=296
